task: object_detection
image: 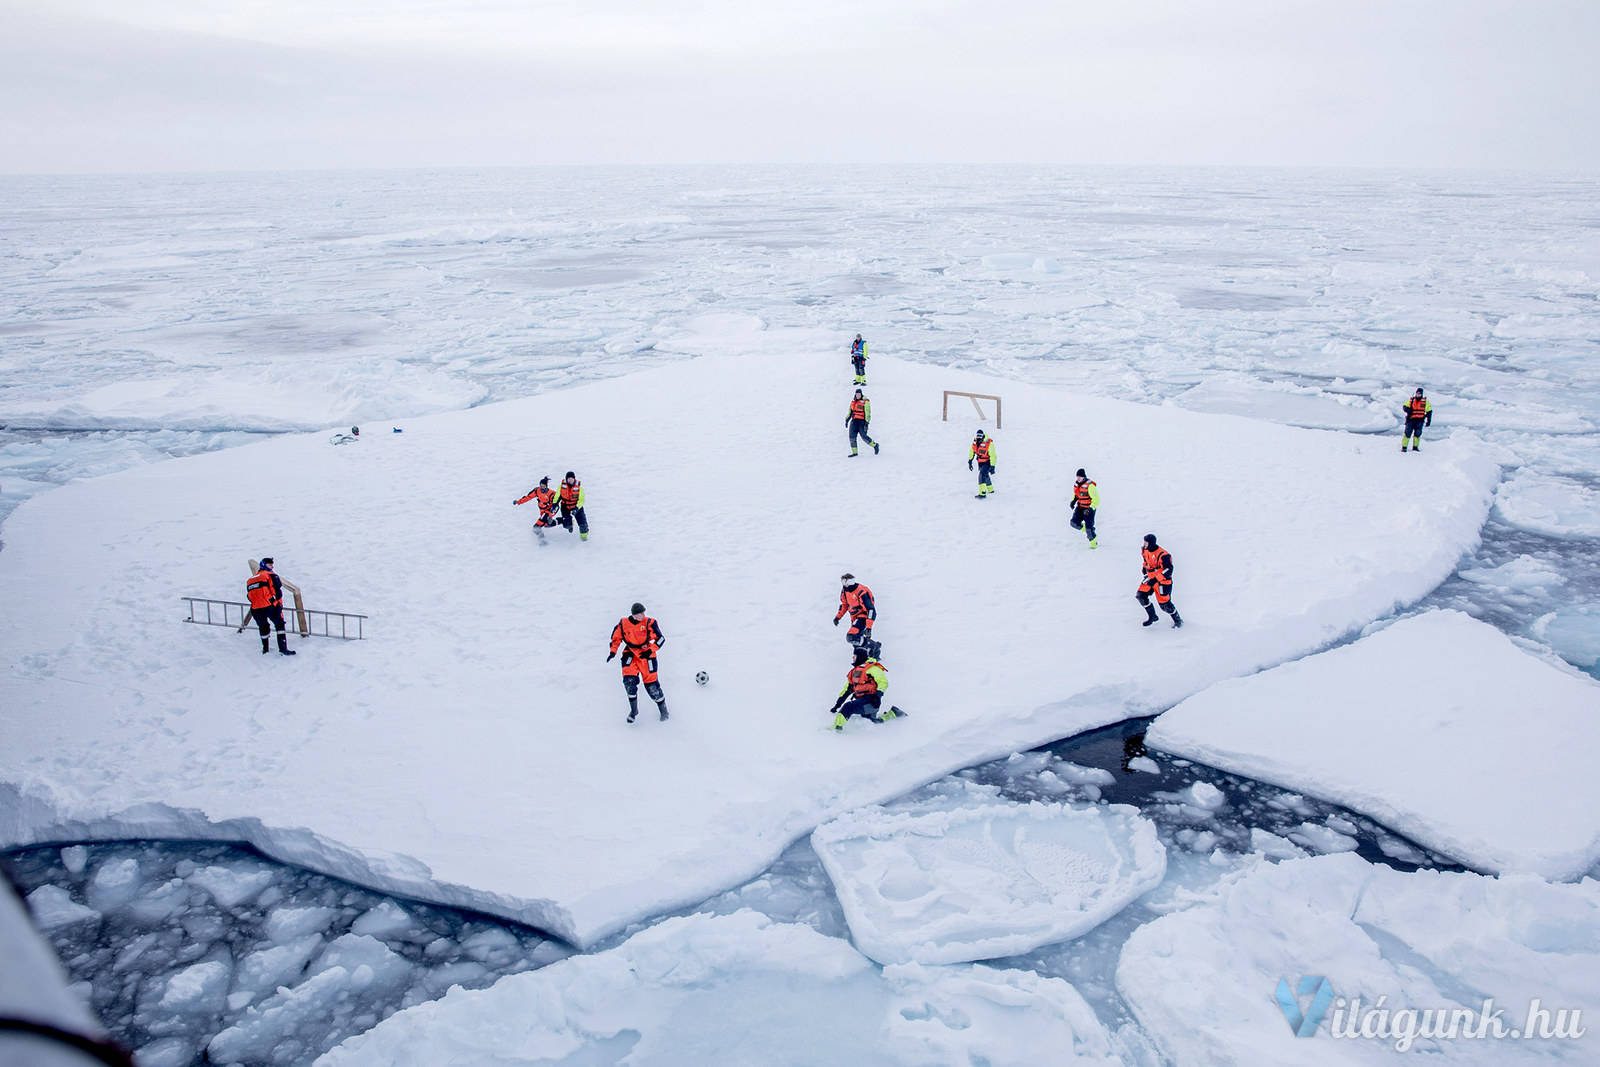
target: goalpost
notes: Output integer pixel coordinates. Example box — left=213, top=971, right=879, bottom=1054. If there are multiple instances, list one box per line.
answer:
left=942, top=390, right=1003, bottom=429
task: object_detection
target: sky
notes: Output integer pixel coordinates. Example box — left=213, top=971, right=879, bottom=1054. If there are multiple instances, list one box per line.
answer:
left=2, top=0, right=1598, bottom=173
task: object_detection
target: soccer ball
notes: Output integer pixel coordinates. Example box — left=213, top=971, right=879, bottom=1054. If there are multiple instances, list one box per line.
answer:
left=695, top=670, right=709, bottom=687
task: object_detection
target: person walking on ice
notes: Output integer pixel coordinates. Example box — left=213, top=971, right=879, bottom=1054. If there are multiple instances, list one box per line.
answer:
left=834, top=573, right=880, bottom=656
left=846, top=389, right=879, bottom=457
left=245, top=557, right=297, bottom=656
left=828, top=645, right=903, bottom=730
left=513, top=476, right=559, bottom=544
left=1401, top=388, right=1432, bottom=452
left=1071, top=468, right=1099, bottom=548
left=968, top=430, right=996, bottom=498
left=608, top=602, right=669, bottom=723
left=1137, top=533, right=1183, bottom=629
left=557, top=471, right=589, bottom=541
left=850, top=334, right=868, bottom=385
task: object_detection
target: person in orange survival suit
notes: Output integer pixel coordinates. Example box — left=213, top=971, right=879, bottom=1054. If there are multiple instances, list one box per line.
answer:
left=557, top=471, right=589, bottom=541
left=833, top=573, right=880, bottom=657
left=512, top=476, right=559, bottom=544
left=246, top=557, right=297, bottom=656
left=1136, top=533, right=1183, bottom=629
left=827, top=645, right=903, bottom=730
left=608, top=602, right=669, bottom=723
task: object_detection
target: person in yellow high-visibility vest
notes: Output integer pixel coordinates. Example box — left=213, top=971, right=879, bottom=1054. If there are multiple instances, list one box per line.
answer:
left=968, top=430, right=996, bottom=498
left=828, top=646, right=902, bottom=730
left=1401, top=389, right=1432, bottom=452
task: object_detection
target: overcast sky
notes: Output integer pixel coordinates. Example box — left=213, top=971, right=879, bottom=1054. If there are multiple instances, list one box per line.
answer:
left=2, top=0, right=1597, bottom=173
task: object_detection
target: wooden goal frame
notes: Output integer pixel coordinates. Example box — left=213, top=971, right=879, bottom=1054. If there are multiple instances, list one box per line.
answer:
left=942, top=390, right=1003, bottom=429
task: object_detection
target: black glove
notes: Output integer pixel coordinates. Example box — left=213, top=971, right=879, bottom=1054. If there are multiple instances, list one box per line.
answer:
left=606, top=651, right=616, bottom=662
left=968, top=459, right=974, bottom=471
left=833, top=617, right=841, bottom=627
left=990, top=467, right=997, bottom=475
left=1425, top=413, right=1432, bottom=427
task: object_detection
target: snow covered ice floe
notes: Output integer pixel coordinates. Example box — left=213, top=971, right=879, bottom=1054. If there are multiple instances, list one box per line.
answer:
left=1171, top=379, right=1397, bottom=433
left=1493, top=470, right=1600, bottom=539
left=317, top=909, right=1121, bottom=1067
left=1116, top=853, right=1600, bottom=1065
left=811, top=800, right=1165, bottom=965
left=1146, top=610, right=1600, bottom=879
left=0, top=336, right=1499, bottom=946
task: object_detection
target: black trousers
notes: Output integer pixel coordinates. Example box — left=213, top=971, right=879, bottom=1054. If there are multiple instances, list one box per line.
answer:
left=1404, top=416, right=1427, bottom=440
left=559, top=504, right=589, bottom=534
left=250, top=606, right=290, bottom=651
left=839, top=693, right=883, bottom=721
left=849, top=419, right=875, bottom=449
left=1070, top=505, right=1096, bottom=540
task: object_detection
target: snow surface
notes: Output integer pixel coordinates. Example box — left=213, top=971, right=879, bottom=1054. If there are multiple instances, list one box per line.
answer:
left=318, top=909, right=1122, bottom=1067
left=0, top=343, right=1498, bottom=946
left=811, top=799, right=1165, bottom=965
left=1147, top=610, right=1600, bottom=879
left=1116, top=853, right=1600, bottom=1065
left=1172, top=379, right=1396, bottom=432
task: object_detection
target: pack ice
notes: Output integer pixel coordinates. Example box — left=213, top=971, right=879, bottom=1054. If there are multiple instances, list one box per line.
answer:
left=316, top=909, right=1121, bottom=1067
left=1146, top=610, right=1600, bottom=879
left=811, top=800, right=1166, bottom=965
left=1117, top=853, right=1600, bottom=1065
left=0, top=328, right=1498, bottom=946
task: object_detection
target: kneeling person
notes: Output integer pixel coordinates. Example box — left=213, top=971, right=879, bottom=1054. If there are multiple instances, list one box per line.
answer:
left=608, top=602, right=669, bottom=723
left=828, top=646, right=901, bottom=730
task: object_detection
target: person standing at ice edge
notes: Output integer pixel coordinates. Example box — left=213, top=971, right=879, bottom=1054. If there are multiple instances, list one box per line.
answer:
left=828, top=646, right=901, bottom=730
left=557, top=471, right=589, bottom=541
left=245, top=558, right=296, bottom=656
left=1070, top=468, right=1099, bottom=548
left=1402, top=388, right=1432, bottom=452
left=834, top=573, right=879, bottom=655
left=608, top=602, right=669, bottom=723
left=850, top=333, right=868, bottom=385
left=512, top=476, right=559, bottom=544
left=846, top=389, right=879, bottom=458
left=1136, top=534, right=1183, bottom=629
left=968, top=430, right=996, bottom=498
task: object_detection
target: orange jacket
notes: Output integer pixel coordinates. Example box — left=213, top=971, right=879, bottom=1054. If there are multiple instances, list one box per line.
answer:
left=610, top=615, right=665, bottom=656
left=516, top=485, right=557, bottom=514
left=834, top=583, right=877, bottom=623
left=246, top=568, right=281, bottom=610
left=1142, top=545, right=1173, bottom=581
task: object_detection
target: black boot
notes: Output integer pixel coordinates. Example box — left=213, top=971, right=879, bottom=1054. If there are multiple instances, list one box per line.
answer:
left=627, top=699, right=638, bottom=724
left=658, top=703, right=669, bottom=722
left=1142, top=608, right=1158, bottom=627
left=1171, top=612, right=1183, bottom=629
left=278, top=638, right=296, bottom=656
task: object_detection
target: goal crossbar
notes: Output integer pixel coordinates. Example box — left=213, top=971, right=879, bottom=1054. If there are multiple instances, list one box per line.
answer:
left=942, top=390, right=1003, bottom=429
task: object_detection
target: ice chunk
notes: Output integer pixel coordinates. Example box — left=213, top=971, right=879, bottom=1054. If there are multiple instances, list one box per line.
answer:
left=1148, top=611, right=1600, bottom=879
left=310, top=934, right=412, bottom=993
left=811, top=801, right=1166, bottom=965
left=1287, top=821, right=1359, bottom=855
left=1535, top=606, right=1600, bottom=676
left=264, top=904, right=337, bottom=943
left=1128, top=756, right=1162, bottom=775
left=349, top=900, right=411, bottom=939
left=85, top=857, right=142, bottom=912
left=0, top=351, right=1499, bottom=946
left=1186, top=781, right=1225, bottom=810
left=317, top=911, right=1120, bottom=1066
left=188, top=864, right=275, bottom=909
left=133, top=1037, right=196, bottom=1067
left=1494, top=471, right=1600, bottom=538
left=25, top=885, right=101, bottom=931
left=157, top=959, right=231, bottom=1014
left=1458, top=555, right=1566, bottom=590
left=127, top=877, right=192, bottom=923
left=232, top=934, right=324, bottom=1000
left=59, top=845, right=88, bottom=875
left=1116, top=854, right=1600, bottom=1064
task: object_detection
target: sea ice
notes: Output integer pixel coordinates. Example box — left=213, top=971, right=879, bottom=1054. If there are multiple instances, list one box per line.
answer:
left=317, top=910, right=1121, bottom=1067
left=0, top=346, right=1498, bottom=945
left=1173, top=379, right=1396, bottom=432
left=1493, top=470, right=1600, bottom=539
left=25, top=884, right=101, bottom=931
left=1116, top=853, right=1600, bottom=1065
left=811, top=800, right=1166, bottom=965
left=1147, top=610, right=1600, bottom=878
